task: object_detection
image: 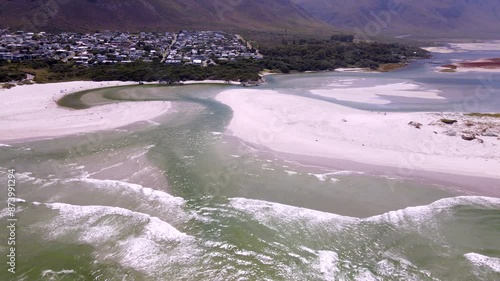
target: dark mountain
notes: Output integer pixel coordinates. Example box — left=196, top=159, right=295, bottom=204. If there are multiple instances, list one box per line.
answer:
left=0, top=0, right=334, bottom=34
left=292, top=0, right=500, bottom=39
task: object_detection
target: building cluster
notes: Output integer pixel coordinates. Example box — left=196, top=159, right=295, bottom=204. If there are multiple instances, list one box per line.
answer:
left=165, top=30, right=262, bottom=65
left=0, top=29, right=262, bottom=66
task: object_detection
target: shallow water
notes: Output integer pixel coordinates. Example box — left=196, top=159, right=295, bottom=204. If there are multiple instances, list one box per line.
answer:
left=1, top=50, right=499, bottom=280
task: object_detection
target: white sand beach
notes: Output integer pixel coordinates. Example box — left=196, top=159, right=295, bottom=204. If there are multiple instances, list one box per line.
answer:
left=0, top=81, right=172, bottom=143
left=216, top=88, right=500, bottom=179
left=436, top=58, right=500, bottom=73
left=181, top=80, right=241, bottom=85
left=311, top=82, right=445, bottom=104
left=449, top=41, right=500, bottom=52
left=424, top=41, right=500, bottom=54
left=422, top=46, right=460, bottom=54
left=334, top=68, right=377, bottom=73
left=437, top=66, right=500, bottom=73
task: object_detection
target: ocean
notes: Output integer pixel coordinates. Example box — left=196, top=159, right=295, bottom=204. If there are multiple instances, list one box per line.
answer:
left=1, top=50, right=499, bottom=280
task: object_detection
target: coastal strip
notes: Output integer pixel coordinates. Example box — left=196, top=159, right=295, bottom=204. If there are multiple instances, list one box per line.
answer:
left=216, top=88, right=500, bottom=185
left=0, top=81, right=172, bottom=143
left=438, top=58, right=500, bottom=73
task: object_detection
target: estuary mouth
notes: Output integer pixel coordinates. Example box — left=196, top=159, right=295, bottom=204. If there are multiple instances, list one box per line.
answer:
left=1, top=50, right=500, bottom=280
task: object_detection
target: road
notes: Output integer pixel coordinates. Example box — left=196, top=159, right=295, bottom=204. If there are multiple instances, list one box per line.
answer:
left=161, top=33, right=178, bottom=63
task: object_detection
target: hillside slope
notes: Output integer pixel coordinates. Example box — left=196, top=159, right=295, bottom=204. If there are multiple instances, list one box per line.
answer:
left=0, top=0, right=333, bottom=34
left=292, top=0, right=500, bottom=39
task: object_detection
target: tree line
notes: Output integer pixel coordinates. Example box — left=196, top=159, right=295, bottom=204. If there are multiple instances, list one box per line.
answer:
left=258, top=41, right=429, bottom=73
left=1, top=41, right=429, bottom=83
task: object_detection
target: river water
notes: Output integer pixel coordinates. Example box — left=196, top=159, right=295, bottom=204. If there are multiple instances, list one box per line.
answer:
left=0, top=51, right=499, bottom=280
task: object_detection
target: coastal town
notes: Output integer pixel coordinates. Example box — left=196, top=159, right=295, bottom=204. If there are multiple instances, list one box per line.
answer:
left=0, top=29, right=262, bottom=66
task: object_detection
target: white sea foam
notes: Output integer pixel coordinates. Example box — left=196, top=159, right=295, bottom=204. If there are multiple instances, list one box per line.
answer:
left=285, top=170, right=298, bottom=175
left=307, top=172, right=340, bottom=183
left=230, top=198, right=357, bottom=231
left=367, top=196, right=500, bottom=226
left=143, top=216, right=188, bottom=241
left=41, top=269, right=77, bottom=279
left=66, top=178, right=185, bottom=207
left=0, top=208, right=10, bottom=219
left=43, top=203, right=187, bottom=241
left=316, top=251, right=340, bottom=280
left=37, top=202, right=198, bottom=276
left=373, top=251, right=428, bottom=281
left=354, top=269, right=379, bottom=281
left=60, top=177, right=190, bottom=225
left=146, top=120, right=161, bottom=126
left=231, top=196, right=500, bottom=241
left=330, top=170, right=365, bottom=176
left=308, top=173, right=327, bottom=181
left=0, top=144, right=11, bottom=147
left=16, top=172, right=36, bottom=182
left=116, top=230, right=198, bottom=276
left=465, top=253, right=500, bottom=273
left=128, top=145, right=156, bottom=160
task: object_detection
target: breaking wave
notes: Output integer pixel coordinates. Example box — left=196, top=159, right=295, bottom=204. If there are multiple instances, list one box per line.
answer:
left=33, top=202, right=200, bottom=279
left=229, top=196, right=500, bottom=280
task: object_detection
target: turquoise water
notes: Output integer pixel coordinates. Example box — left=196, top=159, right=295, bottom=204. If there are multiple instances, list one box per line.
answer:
left=1, top=52, right=499, bottom=280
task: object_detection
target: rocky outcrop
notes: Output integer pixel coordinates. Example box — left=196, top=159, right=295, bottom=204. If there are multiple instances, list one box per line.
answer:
left=408, top=121, right=422, bottom=129
left=440, top=119, right=458, bottom=125
left=428, top=113, right=500, bottom=143
left=461, top=134, right=476, bottom=141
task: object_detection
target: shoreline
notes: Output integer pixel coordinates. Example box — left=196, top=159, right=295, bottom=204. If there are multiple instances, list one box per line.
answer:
left=216, top=88, right=500, bottom=194
left=423, top=40, right=500, bottom=54
left=0, top=78, right=253, bottom=144
left=181, top=80, right=242, bottom=85
left=0, top=81, right=173, bottom=144
left=437, top=58, right=500, bottom=73
left=227, top=135, right=500, bottom=197
left=278, top=150, right=500, bottom=197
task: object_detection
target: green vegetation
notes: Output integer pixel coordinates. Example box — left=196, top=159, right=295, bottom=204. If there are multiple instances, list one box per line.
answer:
left=378, top=63, right=407, bottom=72
left=259, top=41, right=429, bottom=72
left=1, top=83, right=16, bottom=89
left=1, top=59, right=261, bottom=83
left=88, top=60, right=262, bottom=83
left=466, top=113, right=500, bottom=118
left=0, top=62, right=27, bottom=82
left=0, top=41, right=429, bottom=84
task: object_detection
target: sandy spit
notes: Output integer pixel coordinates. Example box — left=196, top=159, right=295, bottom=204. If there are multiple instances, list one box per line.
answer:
left=0, top=81, right=172, bottom=143
left=216, top=88, right=500, bottom=180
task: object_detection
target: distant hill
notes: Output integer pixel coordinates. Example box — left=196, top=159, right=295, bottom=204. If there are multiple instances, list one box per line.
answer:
left=3, top=0, right=498, bottom=40
left=0, top=0, right=334, bottom=35
left=292, top=0, right=500, bottom=39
